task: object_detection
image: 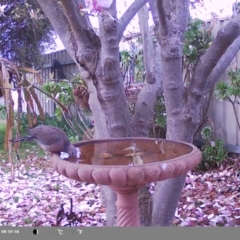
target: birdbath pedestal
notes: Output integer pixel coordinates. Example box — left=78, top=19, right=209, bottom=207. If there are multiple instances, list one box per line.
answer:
left=50, top=138, right=202, bottom=227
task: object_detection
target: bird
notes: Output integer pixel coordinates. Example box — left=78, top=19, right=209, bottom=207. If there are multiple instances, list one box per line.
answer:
left=9, top=125, right=77, bottom=157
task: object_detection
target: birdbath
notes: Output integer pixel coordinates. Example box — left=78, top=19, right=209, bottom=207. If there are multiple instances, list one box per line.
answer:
left=50, top=137, right=202, bottom=227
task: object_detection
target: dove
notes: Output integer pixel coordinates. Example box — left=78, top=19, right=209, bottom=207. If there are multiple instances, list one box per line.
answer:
left=9, top=125, right=77, bottom=157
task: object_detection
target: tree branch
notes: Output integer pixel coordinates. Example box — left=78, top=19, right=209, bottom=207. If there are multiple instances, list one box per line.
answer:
left=148, top=0, right=159, bottom=27
left=184, top=18, right=240, bottom=133
left=117, top=0, right=148, bottom=42
left=132, top=5, right=162, bottom=137
left=37, top=0, right=76, bottom=59
left=202, top=35, right=240, bottom=118
left=60, top=0, right=98, bottom=46
left=207, top=35, right=240, bottom=91
left=138, top=5, right=156, bottom=84
left=98, top=0, right=118, bottom=52
left=155, top=0, right=168, bottom=36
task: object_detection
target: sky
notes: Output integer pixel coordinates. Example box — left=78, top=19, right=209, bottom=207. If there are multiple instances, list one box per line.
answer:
left=52, top=0, right=239, bottom=52
left=190, top=0, right=237, bottom=19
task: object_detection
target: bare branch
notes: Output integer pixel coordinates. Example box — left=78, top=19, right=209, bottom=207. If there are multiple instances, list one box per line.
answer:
left=37, top=0, right=75, bottom=58
left=138, top=5, right=156, bottom=84
left=60, top=0, right=97, bottom=45
left=105, top=0, right=117, bottom=18
left=207, top=35, right=240, bottom=90
left=37, top=0, right=100, bottom=63
left=190, top=20, right=240, bottom=94
left=202, top=35, right=240, bottom=118
left=155, top=0, right=168, bottom=36
left=132, top=5, right=162, bottom=137
left=184, top=18, right=240, bottom=130
left=148, top=0, right=159, bottom=29
left=117, top=0, right=148, bottom=42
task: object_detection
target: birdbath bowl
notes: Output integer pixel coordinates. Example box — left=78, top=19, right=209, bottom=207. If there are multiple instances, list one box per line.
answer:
left=50, top=137, right=202, bottom=227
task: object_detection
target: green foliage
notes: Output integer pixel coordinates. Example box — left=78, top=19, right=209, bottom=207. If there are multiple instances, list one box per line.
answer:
left=215, top=69, right=240, bottom=102
left=41, top=74, right=93, bottom=141
left=0, top=121, right=6, bottom=151
left=42, top=80, right=75, bottom=120
left=201, top=126, right=212, bottom=140
left=183, top=18, right=213, bottom=67
left=154, top=97, right=166, bottom=129
left=120, top=47, right=145, bottom=83
left=0, top=0, right=55, bottom=67
left=42, top=81, right=74, bottom=104
left=197, top=126, right=227, bottom=171
left=215, top=69, right=240, bottom=131
left=183, top=18, right=213, bottom=87
left=214, top=81, right=229, bottom=100
left=0, top=105, right=6, bottom=120
left=150, top=96, right=167, bottom=138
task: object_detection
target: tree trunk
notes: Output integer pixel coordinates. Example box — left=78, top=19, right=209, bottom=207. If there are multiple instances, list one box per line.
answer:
left=132, top=4, right=163, bottom=226
left=152, top=1, right=240, bottom=226
left=100, top=185, right=117, bottom=226
left=152, top=0, right=190, bottom=226
left=138, top=185, right=152, bottom=226
left=37, top=0, right=149, bottom=227
left=133, top=4, right=162, bottom=136
left=152, top=174, right=186, bottom=226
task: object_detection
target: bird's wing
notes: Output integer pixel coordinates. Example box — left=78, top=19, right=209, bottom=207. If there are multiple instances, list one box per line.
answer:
left=30, top=126, right=65, bottom=143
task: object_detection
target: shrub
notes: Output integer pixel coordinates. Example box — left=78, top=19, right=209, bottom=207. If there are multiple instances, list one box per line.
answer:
left=197, top=126, right=228, bottom=171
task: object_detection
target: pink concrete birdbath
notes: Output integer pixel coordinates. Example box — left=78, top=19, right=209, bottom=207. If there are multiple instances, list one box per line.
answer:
left=50, top=137, right=202, bottom=227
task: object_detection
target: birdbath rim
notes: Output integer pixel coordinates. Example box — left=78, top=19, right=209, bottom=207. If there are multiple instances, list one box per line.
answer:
left=50, top=137, right=202, bottom=188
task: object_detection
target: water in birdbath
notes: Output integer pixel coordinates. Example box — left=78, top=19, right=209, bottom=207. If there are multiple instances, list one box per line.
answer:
left=67, top=139, right=192, bottom=166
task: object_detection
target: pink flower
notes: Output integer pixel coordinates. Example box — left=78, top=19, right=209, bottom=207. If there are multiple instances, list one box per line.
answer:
left=80, top=0, right=114, bottom=19
left=92, top=0, right=112, bottom=12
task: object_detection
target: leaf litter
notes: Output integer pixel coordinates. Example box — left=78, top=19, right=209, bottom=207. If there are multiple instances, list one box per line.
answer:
left=0, top=154, right=239, bottom=227
left=0, top=155, right=106, bottom=227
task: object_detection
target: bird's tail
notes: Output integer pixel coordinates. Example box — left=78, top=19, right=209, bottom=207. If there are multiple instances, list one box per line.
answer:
left=9, top=136, right=33, bottom=142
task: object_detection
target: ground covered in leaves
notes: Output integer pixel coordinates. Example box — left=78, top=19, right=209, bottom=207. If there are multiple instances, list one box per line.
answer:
left=0, top=154, right=239, bottom=227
